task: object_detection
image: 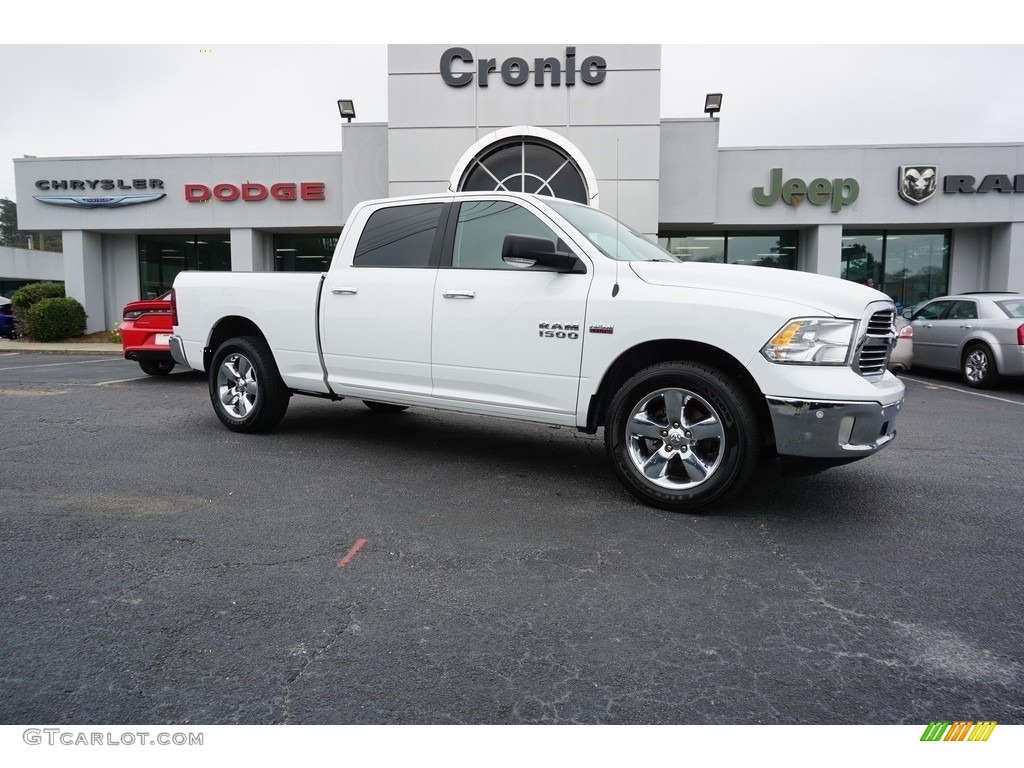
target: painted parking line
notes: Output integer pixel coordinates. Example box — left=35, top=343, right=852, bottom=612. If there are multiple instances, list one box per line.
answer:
left=94, top=376, right=151, bottom=385
left=336, top=538, right=368, bottom=569
left=901, top=375, right=1024, bottom=406
left=0, top=357, right=123, bottom=372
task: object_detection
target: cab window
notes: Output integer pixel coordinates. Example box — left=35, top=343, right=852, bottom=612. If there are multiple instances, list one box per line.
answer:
left=451, top=200, right=563, bottom=270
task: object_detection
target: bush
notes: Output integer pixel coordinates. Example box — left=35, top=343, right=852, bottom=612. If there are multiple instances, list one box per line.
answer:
left=10, top=281, right=66, bottom=337
left=26, top=297, right=87, bottom=342
left=11, top=281, right=65, bottom=313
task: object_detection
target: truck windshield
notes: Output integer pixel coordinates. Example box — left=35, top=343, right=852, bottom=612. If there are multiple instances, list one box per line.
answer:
left=546, top=199, right=682, bottom=262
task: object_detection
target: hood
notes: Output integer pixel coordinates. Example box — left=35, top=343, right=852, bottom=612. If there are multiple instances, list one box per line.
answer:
left=629, top=261, right=888, bottom=318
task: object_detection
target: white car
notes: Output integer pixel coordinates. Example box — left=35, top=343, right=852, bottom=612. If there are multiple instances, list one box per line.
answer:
left=888, top=316, right=913, bottom=373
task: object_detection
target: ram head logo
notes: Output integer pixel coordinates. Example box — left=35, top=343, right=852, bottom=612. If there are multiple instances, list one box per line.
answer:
left=898, top=165, right=938, bottom=205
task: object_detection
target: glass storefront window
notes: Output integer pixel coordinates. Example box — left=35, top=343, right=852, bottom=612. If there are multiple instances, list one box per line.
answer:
left=842, top=231, right=949, bottom=311
left=138, top=234, right=231, bottom=298
left=727, top=232, right=796, bottom=269
left=274, top=233, right=340, bottom=272
left=882, top=232, right=950, bottom=311
left=657, top=231, right=796, bottom=269
left=841, top=232, right=882, bottom=286
left=659, top=234, right=725, bottom=263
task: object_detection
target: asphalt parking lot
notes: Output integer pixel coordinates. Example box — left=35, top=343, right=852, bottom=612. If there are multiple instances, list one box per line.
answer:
left=0, top=352, right=1022, bottom=725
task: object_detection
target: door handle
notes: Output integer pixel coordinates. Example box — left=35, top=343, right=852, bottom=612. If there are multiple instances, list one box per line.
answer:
left=959, top=324, right=973, bottom=329
left=330, top=287, right=358, bottom=295
left=442, top=290, right=476, bottom=299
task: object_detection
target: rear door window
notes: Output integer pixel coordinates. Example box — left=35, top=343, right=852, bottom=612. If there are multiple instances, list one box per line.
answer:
left=946, top=300, right=978, bottom=320
left=353, top=203, right=444, bottom=268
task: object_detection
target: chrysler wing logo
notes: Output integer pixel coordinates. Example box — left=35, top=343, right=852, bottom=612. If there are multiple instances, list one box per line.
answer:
left=33, top=193, right=166, bottom=209
left=898, top=165, right=938, bottom=205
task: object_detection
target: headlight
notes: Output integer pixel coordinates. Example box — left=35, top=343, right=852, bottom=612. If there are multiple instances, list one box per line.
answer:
left=761, top=318, right=855, bottom=365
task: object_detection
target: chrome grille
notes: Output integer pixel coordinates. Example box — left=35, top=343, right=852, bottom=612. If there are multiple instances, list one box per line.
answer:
left=854, top=308, right=895, bottom=378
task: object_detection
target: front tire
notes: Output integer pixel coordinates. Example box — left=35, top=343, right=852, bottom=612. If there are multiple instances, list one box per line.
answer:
left=605, top=362, right=761, bottom=513
left=961, top=343, right=1000, bottom=389
left=209, top=336, right=290, bottom=433
left=139, top=360, right=175, bottom=376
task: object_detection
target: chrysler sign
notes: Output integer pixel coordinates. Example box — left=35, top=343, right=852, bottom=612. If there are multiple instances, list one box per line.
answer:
left=33, top=178, right=166, bottom=208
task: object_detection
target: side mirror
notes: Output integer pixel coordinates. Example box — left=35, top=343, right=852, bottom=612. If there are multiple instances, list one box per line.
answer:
left=901, top=307, right=913, bottom=319
left=501, top=234, right=580, bottom=273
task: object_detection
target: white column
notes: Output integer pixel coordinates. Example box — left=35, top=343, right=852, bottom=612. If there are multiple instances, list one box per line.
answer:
left=230, top=228, right=267, bottom=272
left=800, top=224, right=843, bottom=278
left=62, top=230, right=106, bottom=333
left=988, top=222, right=1024, bottom=292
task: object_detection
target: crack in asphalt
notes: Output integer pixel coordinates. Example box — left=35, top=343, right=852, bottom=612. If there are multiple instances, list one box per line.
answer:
left=755, top=519, right=1021, bottom=689
left=277, top=603, right=360, bottom=724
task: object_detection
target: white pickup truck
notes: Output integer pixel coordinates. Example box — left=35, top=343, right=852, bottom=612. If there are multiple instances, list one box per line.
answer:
left=169, top=191, right=904, bottom=512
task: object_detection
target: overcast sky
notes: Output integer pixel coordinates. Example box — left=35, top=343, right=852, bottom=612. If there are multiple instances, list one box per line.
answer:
left=2, top=7, right=1021, bottom=203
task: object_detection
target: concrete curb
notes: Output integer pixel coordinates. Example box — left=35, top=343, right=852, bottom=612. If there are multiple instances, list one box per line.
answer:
left=0, top=339, right=123, bottom=356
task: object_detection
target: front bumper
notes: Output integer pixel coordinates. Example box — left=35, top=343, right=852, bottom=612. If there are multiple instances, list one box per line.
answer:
left=767, top=396, right=902, bottom=459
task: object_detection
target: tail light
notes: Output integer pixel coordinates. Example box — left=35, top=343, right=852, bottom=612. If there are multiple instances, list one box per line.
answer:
left=1017, top=323, right=1024, bottom=346
left=898, top=325, right=913, bottom=339
left=170, top=288, right=178, bottom=327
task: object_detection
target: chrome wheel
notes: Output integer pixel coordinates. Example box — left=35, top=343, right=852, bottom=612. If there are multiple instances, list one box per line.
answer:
left=605, top=362, right=760, bottom=512
left=961, top=344, right=999, bottom=389
left=216, top=352, right=259, bottom=420
left=625, top=387, right=726, bottom=491
left=963, top=348, right=989, bottom=384
left=208, top=336, right=290, bottom=433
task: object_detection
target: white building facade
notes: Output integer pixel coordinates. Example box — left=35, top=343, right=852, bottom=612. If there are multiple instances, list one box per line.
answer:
left=9, top=44, right=1024, bottom=332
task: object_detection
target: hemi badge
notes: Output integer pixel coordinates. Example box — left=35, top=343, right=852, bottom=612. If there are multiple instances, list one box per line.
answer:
left=589, top=325, right=614, bottom=335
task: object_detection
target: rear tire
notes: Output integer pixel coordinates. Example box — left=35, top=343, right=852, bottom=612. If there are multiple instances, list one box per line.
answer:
left=139, top=360, right=175, bottom=376
left=961, top=343, right=1000, bottom=389
left=605, top=362, right=761, bottom=513
left=209, top=336, right=290, bottom=433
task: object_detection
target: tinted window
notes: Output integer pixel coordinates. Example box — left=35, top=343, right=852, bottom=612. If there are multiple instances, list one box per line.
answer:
left=946, top=300, right=978, bottom=320
left=914, top=300, right=952, bottom=320
left=353, top=203, right=443, bottom=268
left=452, top=200, right=560, bottom=270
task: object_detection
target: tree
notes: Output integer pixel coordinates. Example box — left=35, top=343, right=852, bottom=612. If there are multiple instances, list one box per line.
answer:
left=0, top=198, right=25, bottom=247
left=0, top=198, right=62, bottom=251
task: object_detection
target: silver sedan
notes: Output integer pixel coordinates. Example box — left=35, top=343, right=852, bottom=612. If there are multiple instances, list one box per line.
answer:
left=907, top=292, right=1024, bottom=388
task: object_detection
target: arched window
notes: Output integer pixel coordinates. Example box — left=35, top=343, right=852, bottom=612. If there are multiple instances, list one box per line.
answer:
left=457, top=138, right=589, bottom=204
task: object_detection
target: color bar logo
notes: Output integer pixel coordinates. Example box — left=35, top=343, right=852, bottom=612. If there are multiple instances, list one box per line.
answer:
left=920, top=721, right=997, bottom=742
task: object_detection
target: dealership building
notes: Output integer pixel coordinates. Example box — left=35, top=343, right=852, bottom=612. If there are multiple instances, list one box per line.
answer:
left=7, top=44, right=1024, bottom=333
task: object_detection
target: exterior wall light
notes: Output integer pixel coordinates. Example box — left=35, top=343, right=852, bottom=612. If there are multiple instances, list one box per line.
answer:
left=704, top=93, right=722, bottom=118
left=337, top=99, right=356, bottom=122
